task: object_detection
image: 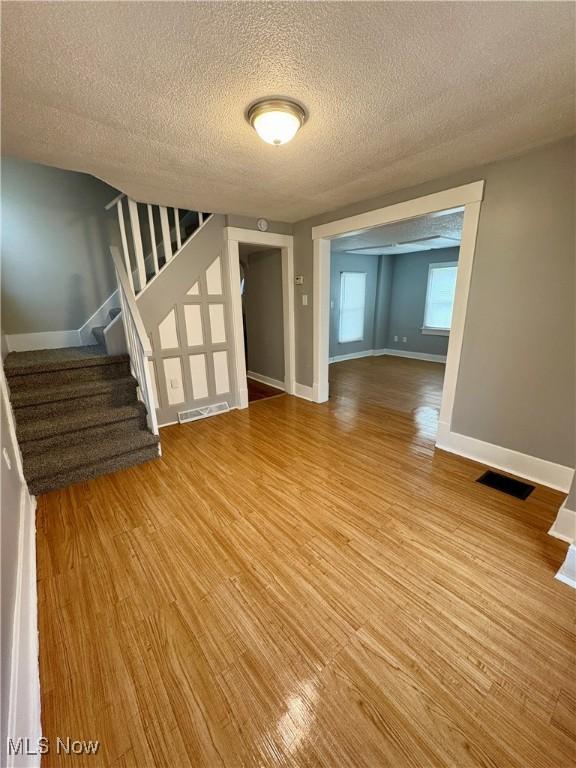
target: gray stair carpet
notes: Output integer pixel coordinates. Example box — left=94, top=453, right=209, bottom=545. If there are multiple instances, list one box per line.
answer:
left=5, top=345, right=159, bottom=495
left=92, top=306, right=122, bottom=346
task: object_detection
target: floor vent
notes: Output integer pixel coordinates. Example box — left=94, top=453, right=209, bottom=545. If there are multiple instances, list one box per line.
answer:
left=476, top=470, right=535, bottom=500
left=178, top=402, right=230, bottom=424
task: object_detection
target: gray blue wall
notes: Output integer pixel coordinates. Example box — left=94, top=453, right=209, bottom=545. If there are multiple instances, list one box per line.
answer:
left=330, top=247, right=460, bottom=358
left=384, top=247, right=459, bottom=356
left=329, top=252, right=379, bottom=358
left=1, top=157, right=118, bottom=334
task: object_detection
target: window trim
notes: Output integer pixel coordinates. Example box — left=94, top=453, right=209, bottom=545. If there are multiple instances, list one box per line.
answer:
left=422, top=261, right=458, bottom=335
left=338, top=270, right=367, bottom=344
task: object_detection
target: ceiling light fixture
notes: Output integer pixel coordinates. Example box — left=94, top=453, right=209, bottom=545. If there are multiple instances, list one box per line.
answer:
left=247, top=98, right=306, bottom=146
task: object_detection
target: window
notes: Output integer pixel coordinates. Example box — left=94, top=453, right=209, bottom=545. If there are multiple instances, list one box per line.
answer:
left=423, top=262, right=458, bottom=335
left=338, top=271, right=366, bottom=343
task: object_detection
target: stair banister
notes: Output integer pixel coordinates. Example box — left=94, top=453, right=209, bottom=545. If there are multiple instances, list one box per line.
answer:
left=109, top=246, right=159, bottom=436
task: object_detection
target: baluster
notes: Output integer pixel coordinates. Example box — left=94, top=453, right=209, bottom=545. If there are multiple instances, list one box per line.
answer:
left=174, top=208, right=182, bottom=250
left=159, top=206, right=172, bottom=261
left=198, top=211, right=204, bottom=227
left=147, top=204, right=159, bottom=276
left=127, top=198, right=146, bottom=291
left=117, top=200, right=135, bottom=294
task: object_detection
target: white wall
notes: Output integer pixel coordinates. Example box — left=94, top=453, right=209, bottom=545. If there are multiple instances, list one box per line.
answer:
left=1, top=347, right=40, bottom=767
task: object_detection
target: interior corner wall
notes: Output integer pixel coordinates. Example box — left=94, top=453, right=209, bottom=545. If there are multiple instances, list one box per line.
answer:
left=329, top=252, right=379, bottom=358
left=293, top=136, right=575, bottom=468
left=242, top=248, right=285, bottom=382
left=384, top=247, right=460, bottom=356
left=1, top=157, right=119, bottom=335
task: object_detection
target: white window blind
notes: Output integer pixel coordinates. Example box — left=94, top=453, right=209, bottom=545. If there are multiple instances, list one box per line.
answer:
left=338, top=272, right=366, bottom=343
left=423, top=263, right=458, bottom=331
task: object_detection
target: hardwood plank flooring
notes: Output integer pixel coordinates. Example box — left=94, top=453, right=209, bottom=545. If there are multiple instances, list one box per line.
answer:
left=247, top=377, right=285, bottom=403
left=36, top=357, right=574, bottom=767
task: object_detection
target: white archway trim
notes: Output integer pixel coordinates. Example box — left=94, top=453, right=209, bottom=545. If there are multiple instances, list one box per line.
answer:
left=312, top=181, right=485, bottom=441
left=224, top=227, right=296, bottom=409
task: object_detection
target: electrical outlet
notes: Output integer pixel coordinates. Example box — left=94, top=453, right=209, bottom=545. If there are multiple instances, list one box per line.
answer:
left=402, top=336, right=407, bottom=343
left=393, top=335, right=399, bottom=342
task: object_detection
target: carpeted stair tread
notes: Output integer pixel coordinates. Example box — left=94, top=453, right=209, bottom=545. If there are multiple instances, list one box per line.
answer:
left=7, top=359, right=131, bottom=390
left=10, top=375, right=137, bottom=408
left=28, top=444, right=159, bottom=496
left=21, top=415, right=149, bottom=457
left=24, top=426, right=159, bottom=481
left=4, top=345, right=129, bottom=376
left=17, top=401, right=146, bottom=444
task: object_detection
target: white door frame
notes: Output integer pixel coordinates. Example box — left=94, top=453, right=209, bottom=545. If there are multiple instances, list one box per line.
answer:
left=224, top=227, right=296, bottom=409
left=311, top=180, right=485, bottom=441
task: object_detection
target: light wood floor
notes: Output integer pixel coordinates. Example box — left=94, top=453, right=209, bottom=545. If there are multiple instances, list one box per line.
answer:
left=37, top=357, right=574, bottom=767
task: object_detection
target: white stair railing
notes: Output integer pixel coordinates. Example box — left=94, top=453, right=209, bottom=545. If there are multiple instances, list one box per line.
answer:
left=110, top=245, right=159, bottom=436
left=105, top=193, right=211, bottom=296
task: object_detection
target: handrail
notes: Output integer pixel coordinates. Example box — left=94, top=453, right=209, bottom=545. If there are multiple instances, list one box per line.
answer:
left=109, top=247, right=151, bottom=354
left=104, top=192, right=126, bottom=211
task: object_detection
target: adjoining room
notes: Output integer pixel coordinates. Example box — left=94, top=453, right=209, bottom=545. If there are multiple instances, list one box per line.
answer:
left=329, top=210, right=463, bottom=431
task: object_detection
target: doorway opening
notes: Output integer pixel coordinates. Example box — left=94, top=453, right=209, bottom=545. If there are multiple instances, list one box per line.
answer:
left=312, top=181, right=484, bottom=446
left=239, top=244, right=285, bottom=403
left=224, top=227, right=296, bottom=410
left=328, top=209, right=464, bottom=434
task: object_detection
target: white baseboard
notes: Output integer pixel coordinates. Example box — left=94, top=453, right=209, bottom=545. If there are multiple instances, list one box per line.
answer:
left=294, top=382, right=315, bottom=401
left=329, top=350, right=374, bottom=363
left=436, top=421, right=574, bottom=493
left=6, top=290, right=120, bottom=353
left=373, top=348, right=447, bottom=363
left=555, top=545, right=576, bottom=589
left=329, top=349, right=447, bottom=364
left=6, top=330, right=82, bottom=353
left=246, top=371, right=285, bottom=391
left=6, top=487, right=41, bottom=768
left=78, top=290, right=119, bottom=345
left=549, top=501, right=576, bottom=544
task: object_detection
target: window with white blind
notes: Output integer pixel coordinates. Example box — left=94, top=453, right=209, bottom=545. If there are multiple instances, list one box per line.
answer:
left=423, top=262, right=458, bottom=334
left=338, top=271, right=367, bottom=343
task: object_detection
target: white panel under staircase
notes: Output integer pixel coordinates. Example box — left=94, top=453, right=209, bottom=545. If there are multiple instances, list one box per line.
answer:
left=184, top=305, right=203, bottom=347
left=189, top=354, right=209, bottom=399
left=209, top=304, right=226, bottom=344
left=159, top=309, right=179, bottom=350
left=213, top=350, right=230, bottom=394
left=206, top=257, right=222, bottom=295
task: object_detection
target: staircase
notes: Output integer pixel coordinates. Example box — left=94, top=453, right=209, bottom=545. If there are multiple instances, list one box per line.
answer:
left=92, top=306, right=121, bottom=346
left=4, top=345, right=159, bottom=495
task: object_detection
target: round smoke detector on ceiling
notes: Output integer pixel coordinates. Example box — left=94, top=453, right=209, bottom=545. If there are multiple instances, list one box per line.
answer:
left=247, top=98, right=306, bottom=146
left=257, top=218, right=269, bottom=232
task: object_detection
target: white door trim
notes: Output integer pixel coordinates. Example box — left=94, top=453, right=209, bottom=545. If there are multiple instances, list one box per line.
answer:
left=224, top=227, right=296, bottom=408
left=312, top=181, right=485, bottom=441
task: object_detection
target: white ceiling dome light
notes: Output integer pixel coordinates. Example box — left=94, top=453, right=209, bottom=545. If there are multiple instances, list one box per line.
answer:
left=247, top=98, right=306, bottom=146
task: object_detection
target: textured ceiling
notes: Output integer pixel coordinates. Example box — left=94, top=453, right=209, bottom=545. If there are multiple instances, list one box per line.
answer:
left=2, top=2, right=574, bottom=222
left=332, top=211, right=463, bottom=254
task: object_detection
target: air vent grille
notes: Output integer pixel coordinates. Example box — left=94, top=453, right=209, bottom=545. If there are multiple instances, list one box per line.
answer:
left=178, top=402, right=230, bottom=424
